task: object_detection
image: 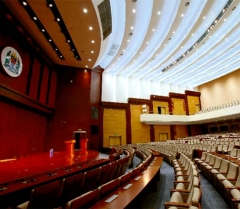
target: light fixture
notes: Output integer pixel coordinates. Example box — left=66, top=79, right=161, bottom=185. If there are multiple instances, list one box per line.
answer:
left=132, top=9, right=136, bottom=13
left=89, top=26, right=93, bottom=30
left=91, top=51, right=94, bottom=53
left=91, top=40, right=95, bottom=43
left=83, top=8, right=88, bottom=13
left=56, top=18, right=60, bottom=22
left=22, top=1, right=27, bottom=6
left=33, top=16, right=37, bottom=20
left=157, top=11, right=161, bottom=15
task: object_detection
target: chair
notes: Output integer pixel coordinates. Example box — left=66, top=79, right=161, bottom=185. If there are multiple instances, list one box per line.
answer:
left=108, top=161, right=118, bottom=181
left=99, top=178, right=120, bottom=199
left=58, top=172, right=85, bottom=207
left=65, top=188, right=100, bottom=209
left=82, top=167, right=100, bottom=194
left=132, top=165, right=142, bottom=177
left=98, top=163, right=111, bottom=186
left=17, top=180, right=62, bottom=209
left=210, top=159, right=229, bottom=186
left=114, top=158, right=123, bottom=179
left=119, top=171, right=132, bottom=186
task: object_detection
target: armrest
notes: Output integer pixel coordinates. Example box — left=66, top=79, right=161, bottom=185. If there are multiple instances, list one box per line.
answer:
left=174, top=180, right=190, bottom=184
left=231, top=198, right=240, bottom=203
left=170, top=189, right=190, bottom=194
left=164, top=202, right=190, bottom=208
left=224, top=186, right=236, bottom=189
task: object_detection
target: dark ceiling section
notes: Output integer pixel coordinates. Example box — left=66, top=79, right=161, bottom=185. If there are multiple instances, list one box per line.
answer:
left=46, top=0, right=81, bottom=61
left=98, top=0, right=112, bottom=40
left=19, top=0, right=64, bottom=60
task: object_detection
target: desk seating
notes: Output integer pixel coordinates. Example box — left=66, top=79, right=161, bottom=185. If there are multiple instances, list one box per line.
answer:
left=82, top=167, right=100, bottom=193
left=119, top=171, right=132, bottom=186
left=108, top=161, right=118, bottom=181
left=17, top=180, right=62, bottom=209
left=98, top=163, right=110, bottom=186
left=58, top=173, right=84, bottom=208
left=65, top=188, right=100, bottom=209
left=99, top=178, right=120, bottom=199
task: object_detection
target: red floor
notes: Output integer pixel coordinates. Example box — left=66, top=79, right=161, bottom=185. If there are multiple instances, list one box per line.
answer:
left=0, top=150, right=99, bottom=184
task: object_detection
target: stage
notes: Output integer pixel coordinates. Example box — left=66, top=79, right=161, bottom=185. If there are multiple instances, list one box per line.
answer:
left=0, top=150, right=109, bottom=207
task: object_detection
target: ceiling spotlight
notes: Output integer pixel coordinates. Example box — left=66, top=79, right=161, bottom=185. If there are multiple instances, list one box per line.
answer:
left=22, top=1, right=27, bottom=6
left=89, top=26, right=93, bottom=30
left=132, top=9, right=136, bottom=13
left=131, top=26, right=134, bottom=29
left=67, top=40, right=70, bottom=43
left=76, top=56, right=78, bottom=58
left=49, top=39, right=52, bottom=42
left=203, top=16, right=206, bottom=19
left=88, top=59, right=91, bottom=61
left=41, top=29, right=45, bottom=32
left=48, top=3, right=53, bottom=7
left=55, top=48, right=58, bottom=51
left=157, top=11, right=161, bottom=15
left=185, top=2, right=190, bottom=6
left=181, top=14, right=184, bottom=17
left=86, top=65, right=88, bottom=68
left=56, top=18, right=60, bottom=22
left=91, top=40, right=95, bottom=43
left=152, top=29, right=155, bottom=32
left=83, top=8, right=88, bottom=13
left=33, top=16, right=37, bottom=20
left=91, top=51, right=94, bottom=53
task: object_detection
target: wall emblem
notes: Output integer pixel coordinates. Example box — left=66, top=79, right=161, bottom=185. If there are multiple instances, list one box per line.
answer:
left=1, top=46, right=23, bottom=77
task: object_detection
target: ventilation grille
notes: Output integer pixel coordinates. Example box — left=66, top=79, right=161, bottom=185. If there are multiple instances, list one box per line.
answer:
left=98, top=0, right=112, bottom=40
left=107, top=43, right=119, bottom=56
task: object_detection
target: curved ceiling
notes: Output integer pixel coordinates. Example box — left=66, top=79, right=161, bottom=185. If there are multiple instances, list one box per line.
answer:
left=3, top=0, right=240, bottom=89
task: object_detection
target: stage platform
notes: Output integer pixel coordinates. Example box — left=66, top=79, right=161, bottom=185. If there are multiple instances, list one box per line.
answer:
left=0, top=150, right=109, bottom=207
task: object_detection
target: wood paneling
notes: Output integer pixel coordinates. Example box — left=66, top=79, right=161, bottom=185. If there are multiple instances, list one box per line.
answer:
left=103, top=109, right=126, bottom=147
left=130, top=104, right=150, bottom=144
left=152, top=101, right=169, bottom=114
left=171, top=98, right=186, bottom=115
left=187, top=95, right=200, bottom=115
left=154, top=125, right=171, bottom=141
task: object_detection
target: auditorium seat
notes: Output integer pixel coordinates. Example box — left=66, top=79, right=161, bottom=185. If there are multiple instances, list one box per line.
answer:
left=98, top=163, right=111, bottom=186
left=210, top=159, right=229, bottom=186
left=65, top=188, right=100, bottom=209
left=114, top=158, right=123, bottom=179
left=98, top=178, right=120, bottom=199
left=17, top=180, right=62, bottom=209
left=119, top=156, right=129, bottom=176
left=108, top=161, right=118, bottom=181
left=119, top=171, right=132, bottom=186
left=82, top=167, right=100, bottom=193
left=58, top=172, right=85, bottom=207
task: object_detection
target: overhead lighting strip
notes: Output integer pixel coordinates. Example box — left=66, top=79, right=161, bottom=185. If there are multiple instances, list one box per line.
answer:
left=19, top=0, right=64, bottom=60
left=161, top=0, right=234, bottom=73
left=46, top=0, right=81, bottom=60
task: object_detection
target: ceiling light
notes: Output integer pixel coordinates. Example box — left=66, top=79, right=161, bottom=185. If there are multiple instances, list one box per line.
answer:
left=152, top=29, right=155, bottom=32
left=164, top=44, right=166, bottom=47
left=131, top=26, right=134, bottom=29
left=86, top=65, right=88, bottom=68
left=91, top=40, right=95, bottom=43
left=33, top=17, right=37, bottom=20
left=224, top=18, right=227, bottom=21
left=41, top=29, right=45, bottom=32
left=22, top=1, right=27, bottom=6
left=157, top=11, right=161, bottom=15
left=89, top=26, right=93, bottom=30
left=181, top=14, right=184, bottom=17
left=75, top=56, right=78, bottom=58
left=56, top=18, right=60, bottom=22
left=192, top=33, right=194, bottom=36
left=140, top=51, right=142, bottom=54
left=132, top=9, right=136, bottom=13
left=67, top=40, right=70, bottom=43
left=89, top=59, right=91, bottom=61
left=55, top=48, right=58, bottom=51
left=146, top=42, right=149, bottom=44
left=60, top=55, right=62, bottom=58
left=123, top=49, right=125, bottom=52
left=173, top=31, right=175, bottom=34
left=83, top=8, right=88, bottom=13
left=48, top=3, right=53, bottom=7
left=91, top=51, right=94, bottom=53
left=127, top=39, right=130, bottom=42
left=72, top=49, right=75, bottom=51
left=203, top=16, right=206, bottom=19
left=49, top=39, right=52, bottom=42
left=209, top=36, right=211, bottom=38
left=181, top=46, right=183, bottom=48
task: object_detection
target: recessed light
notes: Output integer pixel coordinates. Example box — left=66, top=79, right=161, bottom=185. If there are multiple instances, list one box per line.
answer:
left=56, top=18, right=60, bottom=22
left=152, top=28, right=155, bottom=32
left=75, top=56, right=78, bottom=58
left=41, top=29, right=45, bottom=32
left=127, top=39, right=130, bottom=42
left=203, top=16, right=206, bottom=19
left=89, top=59, right=91, bottom=61
left=224, top=18, right=227, bottom=21
left=86, top=65, right=88, bottom=68
left=132, top=9, right=136, bottom=13
left=173, top=31, right=175, bottom=34
left=131, top=26, right=134, bottom=30
left=123, top=49, right=125, bottom=52
left=91, top=51, right=94, bottom=53
left=157, top=11, right=161, bottom=15
left=146, top=42, right=149, bottom=44
left=22, top=1, right=27, bottom=6
left=209, top=36, right=211, bottom=38
left=55, top=48, right=58, bottom=51
left=49, top=39, right=52, bottom=42
left=67, top=40, right=70, bottom=43
left=192, top=33, right=194, bottom=36
left=89, top=26, right=93, bottom=30
left=83, top=8, right=88, bottom=13
left=91, top=40, right=95, bottom=43
left=48, top=3, right=53, bottom=7
left=60, top=55, right=62, bottom=58
left=72, top=49, right=75, bottom=51
left=164, top=44, right=166, bottom=47
left=33, top=17, right=37, bottom=20
left=181, top=14, right=184, bottom=17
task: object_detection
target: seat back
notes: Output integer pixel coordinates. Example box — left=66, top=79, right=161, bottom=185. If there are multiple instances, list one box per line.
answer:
left=59, top=172, right=84, bottom=207
left=219, top=159, right=229, bottom=173
left=28, top=180, right=62, bottom=209
left=119, top=171, right=132, bottom=186
left=226, top=162, right=238, bottom=179
left=114, top=159, right=123, bottom=179
left=65, top=188, right=100, bottom=209
left=82, top=167, right=100, bottom=193
left=213, top=156, right=221, bottom=169
left=208, top=155, right=216, bottom=166
left=108, top=161, right=118, bottom=181
left=99, top=178, right=120, bottom=199
left=132, top=165, right=141, bottom=177
left=99, top=163, right=111, bottom=186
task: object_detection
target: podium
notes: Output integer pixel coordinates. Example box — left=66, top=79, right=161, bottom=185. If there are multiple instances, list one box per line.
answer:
left=73, top=130, right=87, bottom=150
left=65, top=140, right=76, bottom=157
left=80, top=138, right=88, bottom=154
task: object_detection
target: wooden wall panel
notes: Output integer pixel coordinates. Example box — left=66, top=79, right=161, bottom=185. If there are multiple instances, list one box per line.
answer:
left=28, top=59, right=41, bottom=100
left=130, top=104, right=150, bottom=144
left=154, top=125, right=171, bottom=141
left=175, top=125, right=188, bottom=139
left=187, top=95, right=200, bottom=115
left=39, top=65, right=49, bottom=104
left=171, top=98, right=186, bottom=115
left=103, top=109, right=126, bottom=147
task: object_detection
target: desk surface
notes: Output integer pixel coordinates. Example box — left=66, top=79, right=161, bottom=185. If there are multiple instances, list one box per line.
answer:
left=91, top=182, right=148, bottom=209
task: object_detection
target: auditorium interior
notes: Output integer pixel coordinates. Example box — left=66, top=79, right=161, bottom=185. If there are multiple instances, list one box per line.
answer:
left=0, top=0, right=240, bottom=208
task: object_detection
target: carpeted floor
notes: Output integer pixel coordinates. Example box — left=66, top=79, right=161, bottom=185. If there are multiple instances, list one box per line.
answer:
left=141, top=160, right=229, bottom=209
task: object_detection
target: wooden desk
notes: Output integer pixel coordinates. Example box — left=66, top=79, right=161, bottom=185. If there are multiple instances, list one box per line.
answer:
left=91, top=182, right=148, bottom=209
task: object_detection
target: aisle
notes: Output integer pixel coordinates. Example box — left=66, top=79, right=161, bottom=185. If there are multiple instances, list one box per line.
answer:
left=141, top=161, right=229, bottom=209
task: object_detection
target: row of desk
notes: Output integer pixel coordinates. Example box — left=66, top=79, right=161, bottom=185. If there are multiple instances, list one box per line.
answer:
left=90, top=157, right=163, bottom=209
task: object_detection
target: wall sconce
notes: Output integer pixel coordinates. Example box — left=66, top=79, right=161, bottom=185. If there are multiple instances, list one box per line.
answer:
left=142, top=104, right=147, bottom=113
